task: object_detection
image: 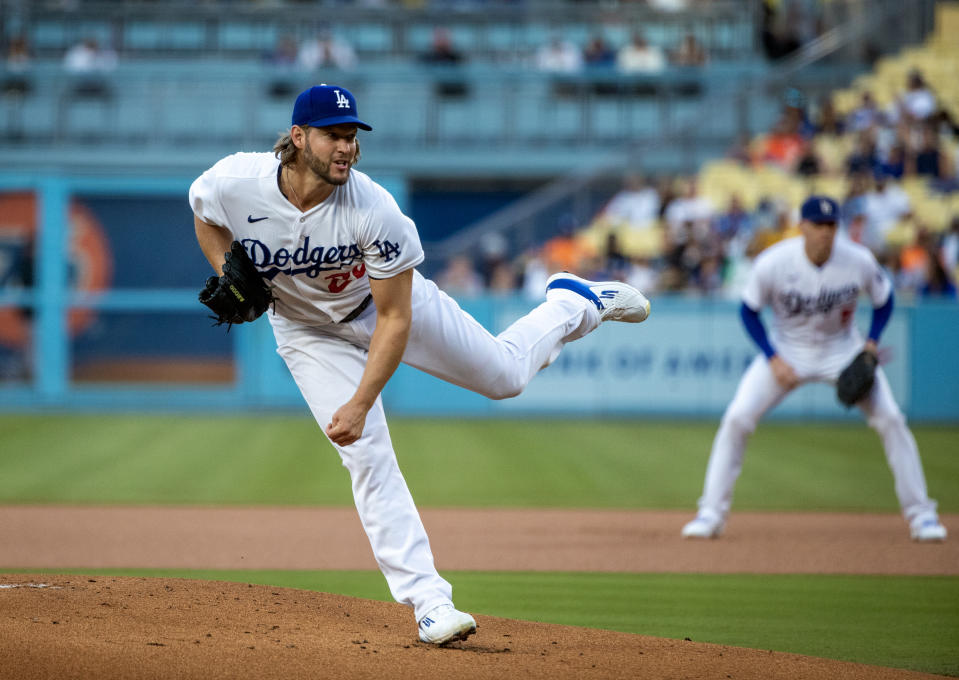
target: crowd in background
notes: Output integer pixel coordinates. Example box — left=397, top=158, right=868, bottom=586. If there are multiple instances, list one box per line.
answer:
left=3, top=0, right=828, bottom=78
left=4, top=0, right=953, bottom=304
left=436, top=68, right=959, bottom=302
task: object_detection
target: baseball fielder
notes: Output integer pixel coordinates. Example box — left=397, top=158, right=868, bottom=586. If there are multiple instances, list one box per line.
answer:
left=682, top=195, right=946, bottom=542
left=190, top=85, right=651, bottom=644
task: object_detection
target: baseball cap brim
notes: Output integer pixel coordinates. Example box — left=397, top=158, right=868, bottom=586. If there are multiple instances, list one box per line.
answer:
left=301, top=114, right=372, bottom=131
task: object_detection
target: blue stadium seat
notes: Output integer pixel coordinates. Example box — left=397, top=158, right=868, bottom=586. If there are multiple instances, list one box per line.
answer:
left=123, top=22, right=164, bottom=50
left=216, top=22, right=280, bottom=52
left=168, top=22, right=206, bottom=50
left=589, top=100, right=625, bottom=140
left=485, top=24, right=517, bottom=52
left=626, top=101, right=662, bottom=136
left=563, top=24, right=590, bottom=47
left=123, top=22, right=205, bottom=51
left=31, top=21, right=68, bottom=50
left=405, top=25, right=435, bottom=53
left=347, top=24, right=392, bottom=53
left=362, top=82, right=431, bottom=140
left=3, top=91, right=56, bottom=138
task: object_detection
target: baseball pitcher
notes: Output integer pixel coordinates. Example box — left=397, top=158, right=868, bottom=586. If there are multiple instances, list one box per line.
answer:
left=191, top=85, right=651, bottom=645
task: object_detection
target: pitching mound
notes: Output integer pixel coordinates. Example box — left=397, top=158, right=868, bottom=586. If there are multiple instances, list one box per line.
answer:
left=0, top=575, right=946, bottom=680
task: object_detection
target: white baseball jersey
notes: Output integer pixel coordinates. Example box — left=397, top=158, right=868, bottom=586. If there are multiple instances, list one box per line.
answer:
left=742, top=235, right=891, bottom=368
left=189, top=152, right=424, bottom=325
left=189, top=151, right=605, bottom=621
left=692, top=234, right=938, bottom=531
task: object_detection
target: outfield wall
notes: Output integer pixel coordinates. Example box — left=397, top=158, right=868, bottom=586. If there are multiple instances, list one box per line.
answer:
left=383, top=298, right=958, bottom=422
left=2, top=290, right=956, bottom=422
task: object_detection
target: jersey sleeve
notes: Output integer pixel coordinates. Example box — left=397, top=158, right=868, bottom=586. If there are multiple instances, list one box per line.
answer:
left=359, top=191, right=425, bottom=279
left=740, top=251, right=773, bottom=310
left=861, top=248, right=893, bottom=306
left=188, top=158, right=230, bottom=229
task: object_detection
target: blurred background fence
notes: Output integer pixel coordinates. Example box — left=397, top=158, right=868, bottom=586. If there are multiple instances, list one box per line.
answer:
left=1, top=0, right=956, bottom=420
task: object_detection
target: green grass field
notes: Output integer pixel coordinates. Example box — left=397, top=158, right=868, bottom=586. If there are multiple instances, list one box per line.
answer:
left=1, top=414, right=957, bottom=675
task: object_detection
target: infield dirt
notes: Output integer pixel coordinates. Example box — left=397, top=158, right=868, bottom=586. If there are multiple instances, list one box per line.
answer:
left=0, top=507, right=955, bottom=679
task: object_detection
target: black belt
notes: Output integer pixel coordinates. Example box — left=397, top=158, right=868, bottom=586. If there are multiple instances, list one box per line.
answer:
left=340, top=293, right=373, bottom=323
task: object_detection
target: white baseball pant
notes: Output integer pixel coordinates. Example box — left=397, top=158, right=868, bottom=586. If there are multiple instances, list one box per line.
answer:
left=270, top=270, right=598, bottom=620
left=695, top=348, right=938, bottom=526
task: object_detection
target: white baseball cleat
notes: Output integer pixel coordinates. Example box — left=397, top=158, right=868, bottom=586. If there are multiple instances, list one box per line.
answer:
left=418, top=604, right=477, bottom=645
left=681, top=514, right=725, bottom=539
left=910, top=517, right=947, bottom=542
left=546, top=272, right=650, bottom=323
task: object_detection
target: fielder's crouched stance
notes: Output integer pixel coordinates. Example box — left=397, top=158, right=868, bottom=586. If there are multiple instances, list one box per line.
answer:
left=682, top=196, right=946, bottom=543
left=191, top=85, right=651, bottom=645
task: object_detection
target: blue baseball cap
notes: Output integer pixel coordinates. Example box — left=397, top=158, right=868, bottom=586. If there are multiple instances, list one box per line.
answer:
left=800, top=195, right=840, bottom=224
left=291, top=84, right=372, bottom=131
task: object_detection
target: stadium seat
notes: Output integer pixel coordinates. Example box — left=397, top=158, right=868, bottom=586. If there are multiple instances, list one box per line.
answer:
left=218, top=22, right=278, bottom=52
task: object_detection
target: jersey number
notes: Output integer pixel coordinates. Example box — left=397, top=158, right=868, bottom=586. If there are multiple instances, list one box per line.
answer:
left=841, top=306, right=854, bottom=326
left=325, top=263, right=366, bottom=293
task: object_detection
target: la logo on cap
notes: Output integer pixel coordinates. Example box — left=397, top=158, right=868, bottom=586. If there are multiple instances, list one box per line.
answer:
left=334, top=90, right=350, bottom=109
left=819, top=199, right=832, bottom=215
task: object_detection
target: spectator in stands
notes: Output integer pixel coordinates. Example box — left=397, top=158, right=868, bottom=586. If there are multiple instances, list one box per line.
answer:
left=846, top=129, right=881, bottom=177
left=795, top=144, right=823, bottom=177
left=616, top=32, right=666, bottom=74
left=756, top=114, right=805, bottom=171
left=864, top=173, right=911, bottom=249
left=63, top=38, right=117, bottom=73
left=267, top=34, right=299, bottom=68
left=878, top=139, right=907, bottom=179
left=897, top=227, right=935, bottom=295
left=420, top=27, right=465, bottom=65
left=521, top=250, right=550, bottom=300
left=3, top=35, right=32, bottom=96
left=540, top=216, right=595, bottom=273
left=535, top=34, right=583, bottom=73
left=298, top=29, right=357, bottom=71
left=843, top=207, right=879, bottom=253
left=5, top=35, right=30, bottom=72
left=908, top=123, right=954, bottom=181
left=662, top=179, right=715, bottom=284
left=487, top=262, right=518, bottom=295
left=814, top=96, right=845, bottom=136
left=746, top=198, right=796, bottom=255
left=846, top=91, right=884, bottom=133
left=930, top=106, right=959, bottom=139
left=693, top=254, right=724, bottom=295
left=841, top=171, right=871, bottom=225
left=942, top=217, right=959, bottom=285
left=596, top=232, right=632, bottom=281
left=583, top=33, right=616, bottom=69
left=672, top=33, right=708, bottom=67
left=896, top=69, right=937, bottom=124
left=601, top=174, right=661, bottom=230
left=625, top=256, right=661, bottom=296
left=725, top=134, right=753, bottom=165
left=435, top=255, right=484, bottom=298
left=63, top=37, right=117, bottom=100
left=264, top=34, right=300, bottom=99
left=713, top=194, right=754, bottom=258
left=664, top=178, right=713, bottom=238
left=648, top=0, right=690, bottom=10
left=921, top=253, right=957, bottom=299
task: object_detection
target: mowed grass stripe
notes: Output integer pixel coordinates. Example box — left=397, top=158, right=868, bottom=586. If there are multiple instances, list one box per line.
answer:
left=0, top=415, right=956, bottom=512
